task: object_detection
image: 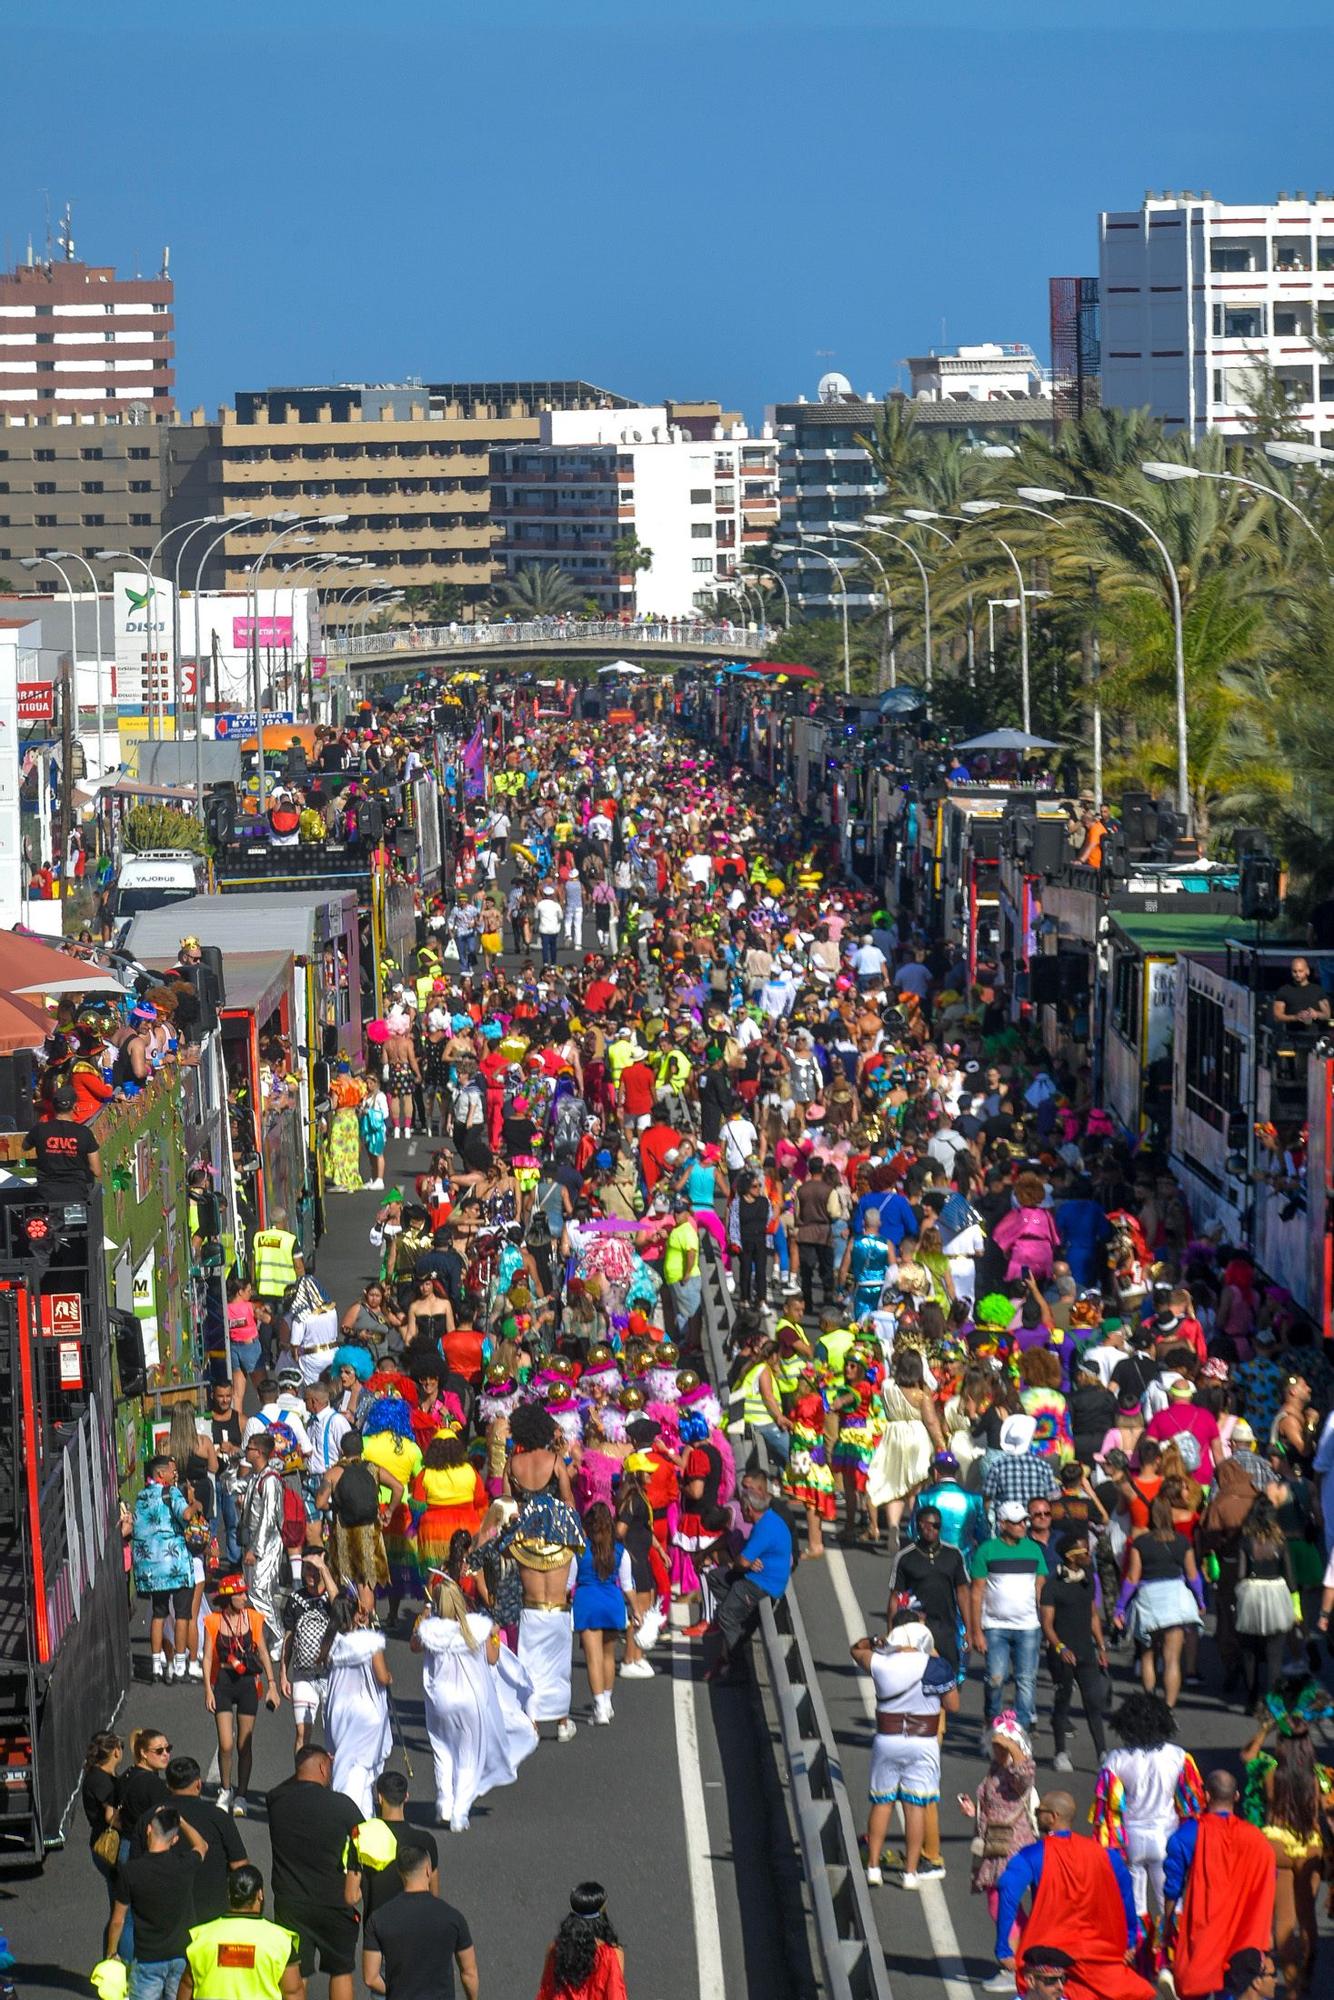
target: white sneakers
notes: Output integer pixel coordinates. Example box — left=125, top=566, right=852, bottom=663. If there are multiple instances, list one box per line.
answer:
left=215, top=1788, right=233, bottom=1815
left=556, top=1718, right=578, bottom=1742
left=865, top=1866, right=883, bottom=1887
left=150, top=1654, right=166, bottom=1681
left=900, top=1873, right=921, bottom=1891
left=619, top=1659, right=654, bottom=1679
left=591, top=1691, right=614, bottom=1725
left=187, top=1660, right=204, bottom=1681
left=1052, top=1752, right=1074, bottom=1773
left=363, top=1178, right=384, bottom=1191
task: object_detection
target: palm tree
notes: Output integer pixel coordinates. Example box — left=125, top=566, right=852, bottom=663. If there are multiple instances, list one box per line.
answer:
left=612, top=532, right=653, bottom=578
left=492, top=564, right=586, bottom=615
left=403, top=581, right=467, bottom=625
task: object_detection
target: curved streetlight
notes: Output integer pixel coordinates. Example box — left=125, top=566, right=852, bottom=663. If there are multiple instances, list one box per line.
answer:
left=246, top=516, right=349, bottom=806
left=775, top=542, right=851, bottom=691
left=1017, top=485, right=1190, bottom=825
left=802, top=531, right=898, bottom=687
left=1141, top=459, right=1324, bottom=548
left=862, top=516, right=935, bottom=689
left=19, top=555, right=78, bottom=867
left=735, top=560, right=791, bottom=629
left=22, top=550, right=111, bottom=774
left=1265, top=440, right=1334, bottom=468
left=912, top=505, right=1046, bottom=734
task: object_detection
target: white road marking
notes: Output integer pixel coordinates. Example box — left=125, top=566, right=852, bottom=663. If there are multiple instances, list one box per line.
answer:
left=824, top=1544, right=976, bottom=2000
left=671, top=1637, right=726, bottom=1996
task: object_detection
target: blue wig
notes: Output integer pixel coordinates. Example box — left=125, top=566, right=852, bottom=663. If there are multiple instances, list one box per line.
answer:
left=359, top=1392, right=417, bottom=1441
left=679, top=1410, right=709, bottom=1446
left=332, top=1343, right=375, bottom=1382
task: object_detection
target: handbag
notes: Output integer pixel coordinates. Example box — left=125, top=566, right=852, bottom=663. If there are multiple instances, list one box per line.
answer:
left=93, top=1825, right=120, bottom=1867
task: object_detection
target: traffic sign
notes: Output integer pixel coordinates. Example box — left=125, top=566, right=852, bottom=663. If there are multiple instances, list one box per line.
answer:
left=214, top=710, right=296, bottom=739
left=17, top=683, right=55, bottom=724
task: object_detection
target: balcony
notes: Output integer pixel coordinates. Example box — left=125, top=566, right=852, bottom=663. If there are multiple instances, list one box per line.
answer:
left=1210, top=237, right=1267, bottom=273
left=1273, top=303, right=1315, bottom=338
left=1274, top=237, right=1313, bottom=272
left=1212, top=303, right=1267, bottom=338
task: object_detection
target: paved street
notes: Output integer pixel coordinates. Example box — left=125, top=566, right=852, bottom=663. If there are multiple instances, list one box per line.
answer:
left=2, top=1143, right=787, bottom=2000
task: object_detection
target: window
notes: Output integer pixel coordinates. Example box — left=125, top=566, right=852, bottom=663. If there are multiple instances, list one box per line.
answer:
left=82, top=513, right=105, bottom=526
left=81, top=447, right=103, bottom=461
left=128, top=447, right=151, bottom=460
left=690, top=488, right=711, bottom=505
left=1183, top=987, right=1244, bottom=1130
left=691, top=556, right=714, bottom=573
left=35, top=515, right=56, bottom=527
left=690, top=522, right=713, bottom=539
left=33, top=448, right=55, bottom=462
left=104, top=331, right=115, bottom=343
left=1110, top=951, right=1142, bottom=1043
left=81, top=480, right=103, bottom=493
left=34, top=481, right=56, bottom=494
left=130, top=513, right=152, bottom=525
left=715, top=484, right=735, bottom=506
left=35, top=332, right=53, bottom=345
left=129, top=479, right=152, bottom=492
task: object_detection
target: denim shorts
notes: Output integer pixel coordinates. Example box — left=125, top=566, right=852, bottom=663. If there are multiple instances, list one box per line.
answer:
left=230, top=1337, right=263, bottom=1372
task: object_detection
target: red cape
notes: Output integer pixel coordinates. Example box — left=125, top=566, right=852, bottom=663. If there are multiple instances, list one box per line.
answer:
left=1018, top=1835, right=1153, bottom=2000
left=1172, top=1814, right=1276, bottom=2000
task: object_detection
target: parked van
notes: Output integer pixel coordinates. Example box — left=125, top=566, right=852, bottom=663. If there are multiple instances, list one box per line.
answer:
left=110, top=849, right=211, bottom=922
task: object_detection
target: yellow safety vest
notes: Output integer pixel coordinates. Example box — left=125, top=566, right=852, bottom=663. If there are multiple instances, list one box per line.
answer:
left=252, top=1228, right=297, bottom=1296
left=740, top=1360, right=773, bottom=1428
left=816, top=1326, right=856, bottom=1384
left=350, top=1816, right=399, bottom=1872
left=185, top=1916, right=298, bottom=2000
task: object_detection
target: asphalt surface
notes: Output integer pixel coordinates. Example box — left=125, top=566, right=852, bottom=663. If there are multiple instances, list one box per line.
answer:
left=3, top=1136, right=789, bottom=2000
left=787, top=1451, right=1334, bottom=2000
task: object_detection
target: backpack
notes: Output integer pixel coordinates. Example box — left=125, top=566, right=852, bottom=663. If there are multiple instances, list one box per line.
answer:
left=280, top=1479, right=308, bottom=1551
left=334, top=1458, right=380, bottom=1527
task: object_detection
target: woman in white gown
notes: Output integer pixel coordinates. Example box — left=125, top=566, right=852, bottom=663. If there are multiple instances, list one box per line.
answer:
left=320, top=1597, right=393, bottom=1816
left=413, top=1576, right=538, bottom=1831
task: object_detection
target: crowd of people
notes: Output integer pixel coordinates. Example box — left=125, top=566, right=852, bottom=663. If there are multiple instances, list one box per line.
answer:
left=60, top=681, right=1334, bottom=2000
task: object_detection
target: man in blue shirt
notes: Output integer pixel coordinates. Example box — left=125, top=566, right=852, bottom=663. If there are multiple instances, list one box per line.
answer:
left=702, top=1474, right=793, bottom=1682
left=852, top=1172, right=917, bottom=1248
left=990, top=1792, right=1141, bottom=1996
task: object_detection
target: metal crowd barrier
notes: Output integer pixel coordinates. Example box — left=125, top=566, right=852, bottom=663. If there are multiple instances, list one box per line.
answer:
left=697, top=1246, right=893, bottom=2000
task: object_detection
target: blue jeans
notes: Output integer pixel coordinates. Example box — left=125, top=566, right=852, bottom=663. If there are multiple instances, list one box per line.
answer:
left=983, top=1623, right=1041, bottom=1733
left=754, top=1420, right=791, bottom=1468
left=129, top=1958, right=186, bottom=2000
left=772, top=1223, right=790, bottom=1277
left=540, top=932, right=558, bottom=967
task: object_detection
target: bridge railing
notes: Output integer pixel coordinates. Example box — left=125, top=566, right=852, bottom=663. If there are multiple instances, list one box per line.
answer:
left=330, top=617, right=768, bottom=657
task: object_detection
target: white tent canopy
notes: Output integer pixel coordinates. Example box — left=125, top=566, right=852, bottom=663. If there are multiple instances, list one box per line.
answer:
left=597, top=661, right=646, bottom=675
left=954, top=728, right=1062, bottom=752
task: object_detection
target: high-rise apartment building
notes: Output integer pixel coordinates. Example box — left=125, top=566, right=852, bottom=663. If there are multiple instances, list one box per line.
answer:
left=0, top=241, right=174, bottom=418
left=490, top=409, right=779, bottom=616
left=0, top=409, right=171, bottom=578
left=772, top=375, right=1046, bottom=611
left=1099, top=191, right=1334, bottom=440
left=174, top=380, right=634, bottom=600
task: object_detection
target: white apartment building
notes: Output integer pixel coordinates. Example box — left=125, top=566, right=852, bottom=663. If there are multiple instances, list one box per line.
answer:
left=906, top=343, right=1050, bottom=403
left=1100, top=191, right=1334, bottom=440
left=490, top=409, right=779, bottom=616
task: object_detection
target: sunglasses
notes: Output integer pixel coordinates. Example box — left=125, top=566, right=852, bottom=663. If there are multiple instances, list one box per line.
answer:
left=153, top=1742, right=172, bottom=1755
left=1028, top=1509, right=1051, bottom=1519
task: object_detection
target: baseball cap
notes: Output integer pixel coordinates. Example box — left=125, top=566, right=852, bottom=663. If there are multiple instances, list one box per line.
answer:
left=998, top=1500, right=1030, bottom=1525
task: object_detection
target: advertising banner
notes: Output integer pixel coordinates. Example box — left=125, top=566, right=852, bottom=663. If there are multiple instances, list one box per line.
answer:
left=17, top=682, right=55, bottom=723
left=112, top=571, right=176, bottom=710
left=232, top=616, right=294, bottom=649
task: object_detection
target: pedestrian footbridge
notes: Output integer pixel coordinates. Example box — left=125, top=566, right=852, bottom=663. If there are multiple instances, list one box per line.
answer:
left=331, top=616, right=769, bottom=672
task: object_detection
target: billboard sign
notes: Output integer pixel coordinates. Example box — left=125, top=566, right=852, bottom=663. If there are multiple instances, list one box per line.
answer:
left=232, top=616, right=294, bottom=649
left=214, top=709, right=295, bottom=738
left=113, top=571, right=176, bottom=710
left=16, top=681, right=56, bottom=723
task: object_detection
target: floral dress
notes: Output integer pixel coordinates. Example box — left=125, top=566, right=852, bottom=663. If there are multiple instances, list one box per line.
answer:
left=782, top=1389, right=836, bottom=1520
left=831, top=1380, right=884, bottom=1491
left=969, top=1751, right=1038, bottom=1894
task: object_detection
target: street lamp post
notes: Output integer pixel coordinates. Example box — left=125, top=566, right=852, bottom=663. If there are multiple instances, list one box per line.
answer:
left=803, top=530, right=898, bottom=687
left=775, top=543, right=851, bottom=691
left=735, top=559, right=791, bottom=629
left=1017, top=485, right=1191, bottom=825
left=246, top=516, right=348, bottom=810
left=23, top=550, right=112, bottom=778
left=1141, top=459, right=1325, bottom=547
left=862, top=517, right=934, bottom=689
left=19, top=554, right=79, bottom=872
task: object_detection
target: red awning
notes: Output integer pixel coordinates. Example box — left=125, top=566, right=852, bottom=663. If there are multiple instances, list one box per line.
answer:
left=745, top=659, right=819, bottom=681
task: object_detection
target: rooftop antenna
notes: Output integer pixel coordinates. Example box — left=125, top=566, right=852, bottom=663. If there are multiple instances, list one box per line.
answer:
left=57, top=201, right=75, bottom=262
left=161, top=245, right=170, bottom=277
left=41, top=189, right=51, bottom=267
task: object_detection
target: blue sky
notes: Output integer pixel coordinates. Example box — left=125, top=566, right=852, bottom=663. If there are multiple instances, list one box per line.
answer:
left=5, top=1, right=1333, bottom=421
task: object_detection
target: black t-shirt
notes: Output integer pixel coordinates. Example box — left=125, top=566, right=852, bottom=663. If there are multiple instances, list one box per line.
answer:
left=24, top=1117, right=98, bottom=1198
left=131, top=1795, right=245, bottom=1922
left=114, top=1843, right=203, bottom=1958
left=1274, top=981, right=1325, bottom=1024
left=364, top=1892, right=472, bottom=2000
left=82, top=1765, right=117, bottom=1843
left=360, top=1824, right=440, bottom=1921
left=211, top=1410, right=244, bottom=1454
left=266, top=1777, right=365, bottom=1906
left=894, top=1544, right=967, bottom=1657
left=1042, top=1570, right=1099, bottom=1662
left=1111, top=1355, right=1158, bottom=1404
left=116, top=1766, right=169, bottom=1825
left=1134, top=1530, right=1189, bottom=1583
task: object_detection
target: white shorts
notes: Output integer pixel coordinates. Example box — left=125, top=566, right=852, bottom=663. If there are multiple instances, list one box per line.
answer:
left=290, top=1678, right=324, bottom=1725
left=869, top=1730, right=941, bottom=1807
